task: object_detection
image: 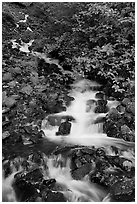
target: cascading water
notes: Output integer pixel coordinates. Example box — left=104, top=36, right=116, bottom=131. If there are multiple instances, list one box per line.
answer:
left=3, top=79, right=135, bottom=202
left=41, top=79, right=134, bottom=150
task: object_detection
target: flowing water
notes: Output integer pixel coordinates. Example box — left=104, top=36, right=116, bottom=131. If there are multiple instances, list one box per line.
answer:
left=41, top=79, right=134, bottom=150
left=3, top=55, right=135, bottom=201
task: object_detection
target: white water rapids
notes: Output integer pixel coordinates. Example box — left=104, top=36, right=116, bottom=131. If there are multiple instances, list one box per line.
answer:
left=41, top=79, right=134, bottom=150
left=3, top=78, right=134, bottom=202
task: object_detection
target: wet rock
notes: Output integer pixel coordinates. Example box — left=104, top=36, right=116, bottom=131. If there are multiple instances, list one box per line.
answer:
left=95, top=92, right=106, bottom=100
left=81, top=147, right=95, bottom=155
left=110, top=178, right=135, bottom=201
left=71, top=163, right=94, bottom=180
left=56, top=120, right=72, bottom=136
left=43, top=179, right=56, bottom=188
left=31, top=152, right=43, bottom=165
left=95, top=105, right=109, bottom=113
left=90, top=172, right=104, bottom=185
left=107, top=108, right=121, bottom=121
left=13, top=179, right=39, bottom=202
left=103, top=120, right=120, bottom=138
left=91, top=171, right=121, bottom=187
left=106, top=155, right=134, bottom=172
left=44, top=191, right=66, bottom=202
left=96, top=159, right=110, bottom=171
left=97, top=99, right=107, bottom=106
left=3, top=72, right=12, bottom=82
left=25, top=168, right=43, bottom=183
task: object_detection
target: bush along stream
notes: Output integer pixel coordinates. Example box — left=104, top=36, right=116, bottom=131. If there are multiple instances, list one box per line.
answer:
left=2, top=2, right=135, bottom=202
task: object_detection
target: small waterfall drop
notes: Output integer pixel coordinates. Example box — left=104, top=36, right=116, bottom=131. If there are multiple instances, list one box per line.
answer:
left=42, top=79, right=134, bottom=150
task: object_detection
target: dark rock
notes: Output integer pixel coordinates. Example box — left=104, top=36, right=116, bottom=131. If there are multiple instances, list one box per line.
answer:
left=106, top=155, right=134, bottom=172
left=44, top=191, right=66, bottom=202
left=43, top=179, right=56, bottom=188
left=97, top=100, right=107, bottom=106
left=13, top=179, right=39, bottom=202
left=31, top=152, right=43, bottom=165
left=96, top=159, right=110, bottom=171
left=56, top=120, right=71, bottom=136
left=96, top=148, right=106, bottom=157
left=110, top=178, right=135, bottom=201
left=95, top=92, right=106, bottom=100
left=107, top=108, right=121, bottom=121
left=71, top=163, right=94, bottom=180
left=90, top=172, right=104, bottom=185
left=103, top=120, right=120, bottom=138
left=25, top=169, right=43, bottom=183
left=95, top=105, right=109, bottom=113
left=81, top=147, right=95, bottom=155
